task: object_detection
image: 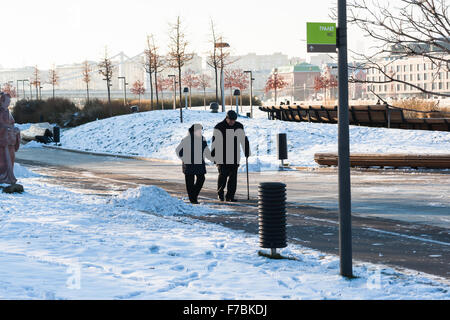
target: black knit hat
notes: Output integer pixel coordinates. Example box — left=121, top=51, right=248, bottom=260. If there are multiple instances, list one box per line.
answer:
left=189, top=123, right=203, bottom=134
left=226, top=110, right=238, bottom=120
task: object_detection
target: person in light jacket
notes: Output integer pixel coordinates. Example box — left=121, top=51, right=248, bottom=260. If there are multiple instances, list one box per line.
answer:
left=176, top=124, right=213, bottom=204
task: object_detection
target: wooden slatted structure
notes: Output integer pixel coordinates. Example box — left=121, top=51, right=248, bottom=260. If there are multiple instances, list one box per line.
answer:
left=259, top=105, right=450, bottom=132
left=314, top=153, right=450, bottom=169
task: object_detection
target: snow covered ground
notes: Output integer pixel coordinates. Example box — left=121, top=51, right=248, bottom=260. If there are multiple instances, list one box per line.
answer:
left=0, top=164, right=449, bottom=300
left=58, top=109, right=450, bottom=171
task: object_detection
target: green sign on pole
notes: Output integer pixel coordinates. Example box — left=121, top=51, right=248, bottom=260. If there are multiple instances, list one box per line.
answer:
left=307, top=22, right=337, bottom=53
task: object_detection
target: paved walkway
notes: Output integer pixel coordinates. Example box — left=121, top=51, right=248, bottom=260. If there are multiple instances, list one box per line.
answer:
left=16, top=147, right=450, bottom=278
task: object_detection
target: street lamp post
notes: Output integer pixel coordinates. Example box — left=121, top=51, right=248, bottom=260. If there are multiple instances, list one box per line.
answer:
left=23, top=80, right=31, bottom=100
left=183, top=87, right=189, bottom=110
left=118, top=77, right=128, bottom=106
left=215, top=42, right=230, bottom=113
left=337, top=0, right=353, bottom=278
left=233, top=89, right=241, bottom=115
left=16, top=80, right=22, bottom=100
left=244, top=71, right=254, bottom=118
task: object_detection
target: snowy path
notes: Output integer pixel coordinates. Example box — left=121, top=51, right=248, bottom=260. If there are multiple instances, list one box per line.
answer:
left=0, top=165, right=449, bottom=300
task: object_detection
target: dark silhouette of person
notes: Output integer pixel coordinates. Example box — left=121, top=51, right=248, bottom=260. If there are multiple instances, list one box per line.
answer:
left=176, top=124, right=213, bottom=204
left=211, top=110, right=250, bottom=202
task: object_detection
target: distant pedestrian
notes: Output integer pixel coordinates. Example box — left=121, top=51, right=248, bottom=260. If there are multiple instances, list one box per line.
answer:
left=176, top=124, right=213, bottom=204
left=211, top=110, right=250, bottom=202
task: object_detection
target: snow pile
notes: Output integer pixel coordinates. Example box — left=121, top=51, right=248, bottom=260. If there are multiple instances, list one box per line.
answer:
left=14, top=163, right=39, bottom=179
left=0, top=174, right=449, bottom=299
left=21, top=141, right=45, bottom=149
left=111, top=185, right=216, bottom=216
left=15, top=123, right=32, bottom=131
left=60, top=109, right=450, bottom=169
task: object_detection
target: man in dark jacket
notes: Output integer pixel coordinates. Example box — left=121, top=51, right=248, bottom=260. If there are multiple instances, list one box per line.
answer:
left=176, top=124, right=213, bottom=204
left=211, top=110, right=250, bottom=202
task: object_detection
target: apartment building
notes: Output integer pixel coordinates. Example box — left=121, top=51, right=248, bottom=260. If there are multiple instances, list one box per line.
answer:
left=366, top=55, right=450, bottom=99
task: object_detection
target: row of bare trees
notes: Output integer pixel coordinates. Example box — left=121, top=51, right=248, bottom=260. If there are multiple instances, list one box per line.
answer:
left=12, top=65, right=60, bottom=100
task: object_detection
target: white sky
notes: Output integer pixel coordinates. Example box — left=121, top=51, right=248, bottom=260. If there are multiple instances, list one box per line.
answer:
left=1, top=0, right=368, bottom=69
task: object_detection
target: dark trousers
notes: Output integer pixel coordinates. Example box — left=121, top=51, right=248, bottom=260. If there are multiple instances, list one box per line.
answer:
left=185, top=174, right=205, bottom=203
left=217, top=165, right=239, bottom=200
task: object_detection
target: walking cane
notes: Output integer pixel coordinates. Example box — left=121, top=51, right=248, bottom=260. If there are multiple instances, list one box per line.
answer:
left=245, top=137, right=250, bottom=201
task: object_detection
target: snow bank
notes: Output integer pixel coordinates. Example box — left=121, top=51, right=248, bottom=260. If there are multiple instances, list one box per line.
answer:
left=111, top=185, right=216, bottom=216
left=14, top=163, right=39, bottom=179
left=61, top=109, right=450, bottom=169
left=21, top=141, right=45, bottom=149
left=15, top=123, right=32, bottom=131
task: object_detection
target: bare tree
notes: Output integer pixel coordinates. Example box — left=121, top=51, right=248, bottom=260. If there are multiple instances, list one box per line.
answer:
left=206, top=19, right=222, bottom=102
left=198, top=74, right=212, bottom=108
left=82, top=60, right=92, bottom=103
left=346, top=0, right=450, bottom=98
left=98, top=48, right=115, bottom=106
left=48, top=67, right=59, bottom=99
left=167, top=16, right=194, bottom=108
left=148, top=35, right=166, bottom=106
left=30, top=66, right=40, bottom=100
left=144, top=35, right=156, bottom=109
left=265, top=72, right=288, bottom=105
left=130, top=80, right=146, bottom=106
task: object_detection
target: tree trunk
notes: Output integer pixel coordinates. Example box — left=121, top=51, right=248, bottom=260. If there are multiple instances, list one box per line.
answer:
left=203, top=88, right=206, bottom=110
left=214, top=67, right=219, bottom=102
left=149, top=72, right=154, bottom=110
left=52, top=84, right=55, bottom=99
left=86, top=83, right=90, bottom=103
left=189, top=87, right=192, bottom=109
left=154, top=70, right=159, bottom=106
left=178, top=66, right=183, bottom=109
left=107, top=80, right=111, bottom=116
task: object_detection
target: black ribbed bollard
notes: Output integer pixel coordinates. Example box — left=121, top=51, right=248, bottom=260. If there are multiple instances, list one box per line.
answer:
left=53, top=126, right=60, bottom=144
left=258, top=182, right=287, bottom=257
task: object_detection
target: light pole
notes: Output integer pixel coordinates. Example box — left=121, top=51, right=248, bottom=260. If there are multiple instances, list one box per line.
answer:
left=168, top=75, right=176, bottom=110
left=233, top=89, right=241, bottom=115
left=118, top=77, right=128, bottom=106
left=183, top=87, right=189, bottom=110
left=244, top=70, right=254, bottom=118
left=16, top=80, right=22, bottom=100
left=23, top=80, right=31, bottom=100
left=215, top=42, right=230, bottom=113
left=337, top=0, right=352, bottom=278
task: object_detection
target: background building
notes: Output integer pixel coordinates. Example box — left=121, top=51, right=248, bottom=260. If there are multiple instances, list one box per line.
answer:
left=273, top=62, right=321, bottom=102
left=366, top=54, right=450, bottom=99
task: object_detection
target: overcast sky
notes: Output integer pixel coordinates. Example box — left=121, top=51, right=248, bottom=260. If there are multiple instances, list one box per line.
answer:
left=1, top=0, right=368, bottom=69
